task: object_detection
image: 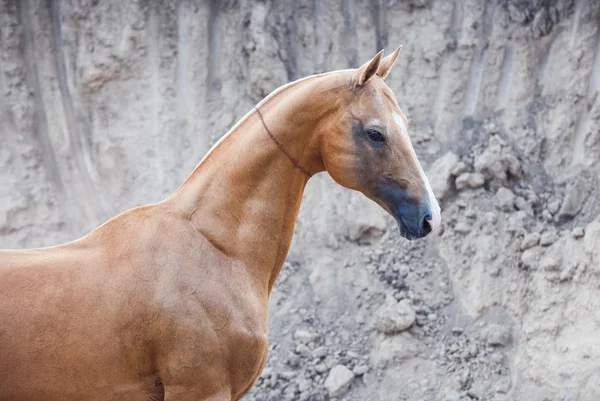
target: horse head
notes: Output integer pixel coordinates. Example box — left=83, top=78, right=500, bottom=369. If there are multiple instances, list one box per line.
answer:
left=318, top=48, right=441, bottom=240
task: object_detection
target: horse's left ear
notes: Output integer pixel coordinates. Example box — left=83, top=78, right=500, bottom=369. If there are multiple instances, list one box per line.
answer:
left=356, top=50, right=384, bottom=86
left=377, top=46, right=402, bottom=79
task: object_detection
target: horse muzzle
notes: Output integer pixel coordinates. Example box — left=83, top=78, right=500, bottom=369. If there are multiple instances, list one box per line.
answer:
left=372, top=181, right=437, bottom=240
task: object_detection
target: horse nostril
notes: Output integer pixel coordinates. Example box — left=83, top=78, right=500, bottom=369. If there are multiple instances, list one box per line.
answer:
left=422, top=212, right=433, bottom=236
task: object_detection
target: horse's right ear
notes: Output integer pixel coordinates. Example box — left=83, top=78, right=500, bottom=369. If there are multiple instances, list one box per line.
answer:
left=355, top=50, right=384, bottom=86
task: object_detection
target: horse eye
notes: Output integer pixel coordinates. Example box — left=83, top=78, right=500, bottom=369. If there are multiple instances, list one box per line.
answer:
left=367, top=129, right=385, bottom=142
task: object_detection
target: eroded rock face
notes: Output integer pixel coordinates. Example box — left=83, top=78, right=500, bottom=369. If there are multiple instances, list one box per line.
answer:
left=2, top=1, right=600, bottom=401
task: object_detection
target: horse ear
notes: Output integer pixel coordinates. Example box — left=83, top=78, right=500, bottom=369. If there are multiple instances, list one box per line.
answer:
left=355, top=50, right=384, bottom=86
left=377, top=46, right=402, bottom=79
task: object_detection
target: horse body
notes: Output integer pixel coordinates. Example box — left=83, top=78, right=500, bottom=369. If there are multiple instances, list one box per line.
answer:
left=0, top=49, right=440, bottom=400
left=1, top=205, right=268, bottom=401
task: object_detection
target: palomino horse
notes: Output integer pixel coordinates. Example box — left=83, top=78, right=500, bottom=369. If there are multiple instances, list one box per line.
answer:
left=0, top=48, right=440, bottom=401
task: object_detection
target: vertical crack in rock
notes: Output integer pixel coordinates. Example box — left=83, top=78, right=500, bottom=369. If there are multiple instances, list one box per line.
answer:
left=207, top=0, right=222, bottom=99
left=372, top=0, right=388, bottom=52
left=19, top=0, right=64, bottom=193
left=434, top=1, right=461, bottom=127
left=147, top=3, right=164, bottom=188
left=572, top=7, right=600, bottom=166
left=536, top=28, right=560, bottom=94
left=176, top=0, right=190, bottom=126
left=433, top=0, right=465, bottom=141
left=48, top=0, right=106, bottom=222
left=313, top=0, right=325, bottom=72
left=342, top=0, right=357, bottom=67
left=570, top=0, right=584, bottom=49
left=464, top=1, right=494, bottom=118
left=496, top=43, right=515, bottom=111
left=284, top=7, right=299, bottom=81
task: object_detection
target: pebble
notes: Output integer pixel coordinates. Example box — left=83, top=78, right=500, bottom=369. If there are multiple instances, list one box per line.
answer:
left=294, top=329, right=319, bottom=344
left=377, top=299, right=416, bottom=333
left=540, top=253, right=560, bottom=271
left=314, top=363, right=328, bottom=373
left=557, top=177, right=590, bottom=220
left=313, top=346, right=328, bottom=359
left=455, top=172, right=486, bottom=190
left=559, top=263, right=578, bottom=282
left=540, top=230, right=559, bottom=246
left=496, top=187, right=515, bottom=211
left=450, top=161, right=469, bottom=176
left=451, top=327, right=464, bottom=335
left=547, top=199, right=561, bottom=215
left=485, top=323, right=511, bottom=346
left=454, top=220, right=471, bottom=234
left=515, top=196, right=533, bottom=216
left=495, top=378, right=512, bottom=394
left=324, top=365, right=355, bottom=397
left=520, top=232, right=541, bottom=250
left=352, top=365, right=369, bottom=375
left=296, top=344, right=313, bottom=359
left=572, top=227, right=585, bottom=239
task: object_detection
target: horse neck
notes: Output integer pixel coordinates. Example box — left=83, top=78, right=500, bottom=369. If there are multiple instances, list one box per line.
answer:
left=166, top=73, right=346, bottom=294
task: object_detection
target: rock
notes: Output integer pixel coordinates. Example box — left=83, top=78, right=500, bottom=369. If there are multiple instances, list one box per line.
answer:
left=560, top=263, right=578, bottom=282
left=313, top=346, right=328, bottom=358
left=443, top=390, right=461, bottom=401
left=495, top=378, right=512, bottom=394
left=540, top=230, right=559, bottom=247
left=521, top=232, right=541, bottom=250
left=540, top=253, right=560, bottom=271
left=475, top=149, right=506, bottom=181
left=485, top=323, right=511, bottom=346
left=451, top=327, right=464, bottom=335
left=314, top=363, right=328, bottom=373
left=450, top=161, right=469, bottom=176
left=287, top=353, right=300, bottom=368
left=521, top=247, right=542, bottom=269
left=294, top=329, right=319, bottom=344
left=495, top=187, right=515, bottom=211
left=352, top=365, right=369, bottom=375
left=455, top=173, right=485, bottom=190
left=547, top=199, right=561, bottom=215
left=324, top=365, right=354, bottom=397
left=514, top=196, right=533, bottom=216
left=508, top=3, right=531, bottom=23
left=532, top=7, right=555, bottom=38
left=572, top=227, right=585, bottom=239
left=454, top=220, right=471, bottom=234
left=507, top=210, right=528, bottom=234
left=373, top=333, right=421, bottom=365
left=428, top=152, right=459, bottom=200
left=482, top=211, right=498, bottom=226
left=558, top=176, right=591, bottom=221
left=296, top=344, right=313, bottom=358
left=377, top=299, right=416, bottom=334
left=347, top=198, right=387, bottom=245
left=504, top=154, right=522, bottom=178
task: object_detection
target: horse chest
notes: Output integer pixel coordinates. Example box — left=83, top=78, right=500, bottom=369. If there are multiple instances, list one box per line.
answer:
left=155, top=275, right=269, bottom=396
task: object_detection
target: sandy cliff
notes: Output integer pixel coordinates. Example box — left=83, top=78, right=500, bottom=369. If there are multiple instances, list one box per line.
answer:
left=1, top=1, right=599, bottom=400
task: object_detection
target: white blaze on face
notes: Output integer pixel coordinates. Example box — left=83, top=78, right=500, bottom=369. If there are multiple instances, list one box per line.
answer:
left=392, top=112, right=441, bottom=233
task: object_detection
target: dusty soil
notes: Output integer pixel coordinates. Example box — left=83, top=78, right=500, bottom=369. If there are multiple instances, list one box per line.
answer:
left=1, top=1, right=599, bottom=400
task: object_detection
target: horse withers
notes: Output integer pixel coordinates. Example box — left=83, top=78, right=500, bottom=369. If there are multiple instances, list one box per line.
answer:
left=0, top=47, right=440, bottom=401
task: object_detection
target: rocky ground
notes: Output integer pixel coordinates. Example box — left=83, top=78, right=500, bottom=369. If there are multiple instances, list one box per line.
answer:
left=246, top=115, right=600, bottom=401
left=2, top=1, right=600, bottom=400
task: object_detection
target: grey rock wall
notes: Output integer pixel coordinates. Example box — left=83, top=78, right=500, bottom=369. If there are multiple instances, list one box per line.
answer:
left=2, top=1, right=600, bottom=400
